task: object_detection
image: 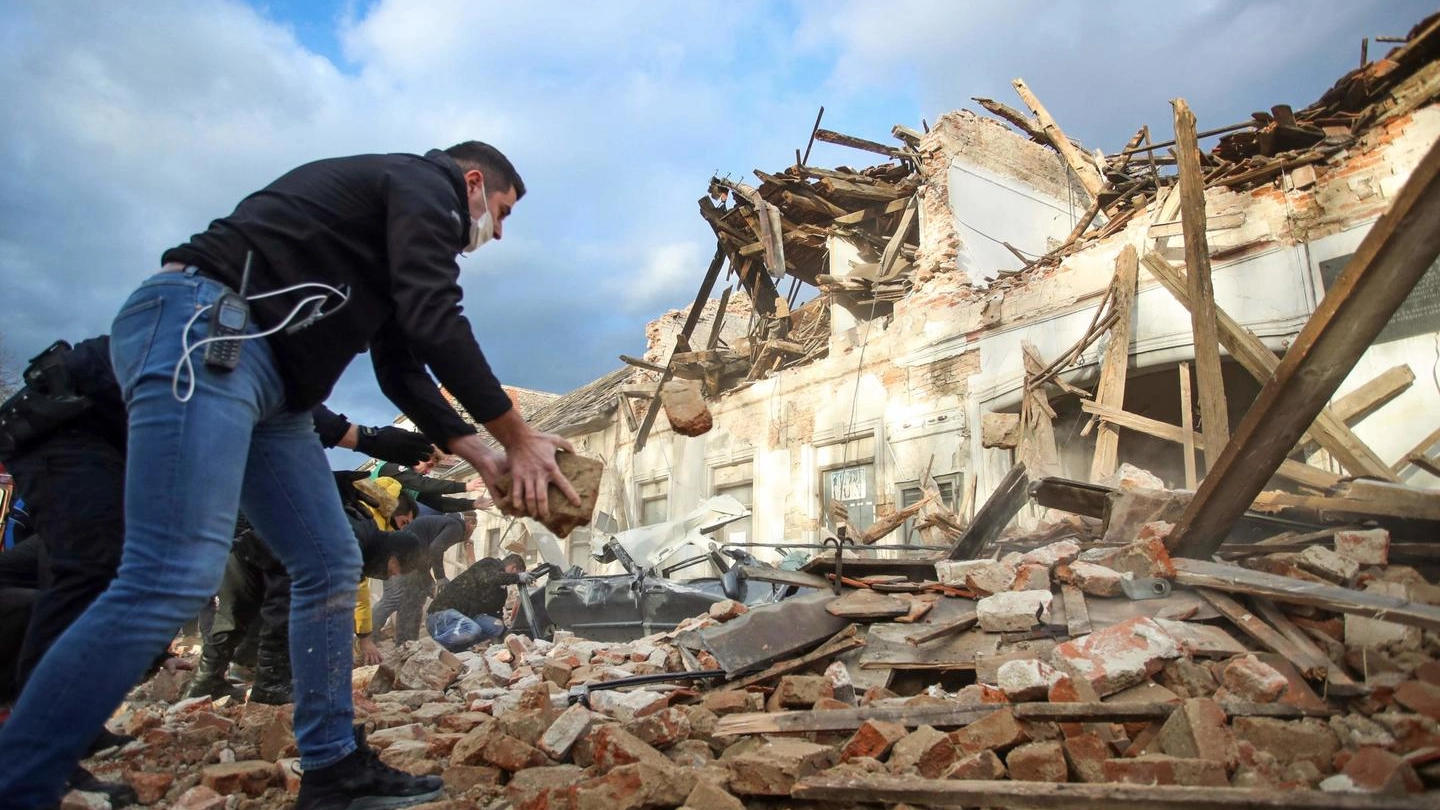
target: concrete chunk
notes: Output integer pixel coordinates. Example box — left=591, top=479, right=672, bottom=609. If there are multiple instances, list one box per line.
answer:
left=976, top=590, right=1052, bottom=632
left=1050, top=617, right=1181, bottom=697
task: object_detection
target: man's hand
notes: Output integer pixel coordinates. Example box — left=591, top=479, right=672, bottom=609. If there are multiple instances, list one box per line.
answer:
left=473, top=495, right=494, bottom=511
left=500, top=430, right=582, bottom=520
left=356, top=636, right=382, bottom=666
left=464, top=478, right=487, bottom=493
left=354, top=425, right=435, bottom=467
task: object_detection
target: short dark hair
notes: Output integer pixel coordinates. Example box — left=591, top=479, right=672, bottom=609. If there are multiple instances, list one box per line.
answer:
left=392, top=493, right=418, bottom=527
left=444, top=141, right=526, bottom=200
left=501, top=552, right=526, bottom=571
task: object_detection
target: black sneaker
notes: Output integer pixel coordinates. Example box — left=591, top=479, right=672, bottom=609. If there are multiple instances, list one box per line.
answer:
left=295, top=727, right=443, bottom=810
left=68, top=766, right=138, bottom=808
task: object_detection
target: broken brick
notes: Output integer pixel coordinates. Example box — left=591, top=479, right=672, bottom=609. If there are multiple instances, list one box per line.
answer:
left=1155, top=697, right=1238, bottom=768
left=1334, top=529, right=1389, bottom=566
left=1394, top=680, right=1440, bottom=721
left=946, top=748, right=1007, bottom=780
left=1222, top=655, right=1289, bottom=703
left=1102, top=754, right=1228, bottom=786
left=1058, top=560, right=1125, bottom=597
left=198, top=760, right=273, bottom=797
left=840, top=719, right=908, bottom=762
left=1233, top=717, right=1340, bottom=772
left=1050, top=617, right=1181, bottom=697
left=726, top=738, right=837, bottom=796
left=976, top=590, right=1052, bottom=632
left=888, top=725, right=960, bottom=778
left=590, top=724, right=672, bottom=771
left=1062, top=732, right=1111, bottom=782
left=950, top=708, right=1029, bottom=754
left=765, top=675, right=828, bottom=711
left=1006, top=740, right=1068, bottom=782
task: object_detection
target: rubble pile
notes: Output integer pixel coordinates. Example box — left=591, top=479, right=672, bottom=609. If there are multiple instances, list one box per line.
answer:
left=65, top=502, right=1438, bottom=809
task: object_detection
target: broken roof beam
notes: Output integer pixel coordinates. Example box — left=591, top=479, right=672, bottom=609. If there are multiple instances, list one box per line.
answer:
left=1011, top=78, right=1105, bottom=199
left=812, top=127, right=904, bottom=159
left=973, top=96, right=1045, bottom=141
left=1175, top=98, right=1232, bottom=466
left=1168, top=135, right=1440, bottom=557
left=1141, top=253, right=1396, bottom=482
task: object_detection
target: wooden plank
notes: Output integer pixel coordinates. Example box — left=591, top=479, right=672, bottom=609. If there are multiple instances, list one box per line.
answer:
left=1090, top=245, right=1140, bottom=481
left=1061, top=584, right=1092, bottom=637
left=1179, top=362, right=1197, bottom=488
left=1147, top=212, right=1247, bottom=238
left=791, top=774, right=1438, bottom=809
left=876, top=195, right=918, bottom=282
left=860, top=622, right=997, bottom=671
left=973, top=96, right=1045, bottom=141
left=1249, top=596, right=1364, bottom=695
left=812, top=127, right=902, bottom=159
left=1011, top=79, right=1105, bottom=198
left=1392, top=424, right=1440, bottom=474
left=1196, top=589, right=1311, bottom=665
left=618, top=354, right=668, bottom=374
left=1254, top=483, right=1440, bottom=522
left=735, top=564, right=831, bottom=591
left=1176, top=558, right=1440, bottom=631
left=948, top=463, right=1030, bottom=560
left=904, top=609, right=977, bottom=646
left=1407, top=452, right=1440, bottom=477
left=1331, top=363, right=1415, bottom=424
left=832, top=196, right=909, bottom=225
left=1166, top=133, right=1440, bottom=556
left=1019, top=342, right=1061, bottom=478
left=1173, top=98, right=1231, bottom=466
left=1141, top=253, right=1396, bottom=481
left=705, top=286, right=731, bottom=351
left=1078, top=400, right=1342, bottom=490
left=714, top=702, right=998, bottom=735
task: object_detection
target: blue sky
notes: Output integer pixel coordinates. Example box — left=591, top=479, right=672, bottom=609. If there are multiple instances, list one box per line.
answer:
left=0, top=0, right=1431, bottom=462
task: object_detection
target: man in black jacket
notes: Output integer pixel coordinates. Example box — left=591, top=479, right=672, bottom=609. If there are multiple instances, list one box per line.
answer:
left=0, top=142, right=578, bottom=810
left=425, top=553, right=530, bottom=652
left=374, top=458, right=485, bottom=513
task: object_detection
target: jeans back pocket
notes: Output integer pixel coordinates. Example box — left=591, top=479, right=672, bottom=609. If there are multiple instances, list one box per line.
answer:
left=110, top=296, right=165, bottom=400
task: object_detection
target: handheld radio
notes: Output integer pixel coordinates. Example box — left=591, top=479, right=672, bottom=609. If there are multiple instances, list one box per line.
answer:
left=203, top=251, right=253, bottom=372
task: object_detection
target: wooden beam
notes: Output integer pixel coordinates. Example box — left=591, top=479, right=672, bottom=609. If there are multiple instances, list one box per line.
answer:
left=812, top=128, right=901, bottom=159
left=1078, top=400, right=1342, bottom=490
left=948, top=463, right=1030, bottom=561
left=1179, top=362, right=1197, bottom=488
left=1167, top=136, right=1440, bottom=557
left=1173, top=98, right=1231, bottom=466
left=877, top=195, right=918, bottom=282
left=791, top=774, right=1438, bottom=809
left=1249, top=596, right=1363, bottom=695
left=618, top=354, right=667, bottom=374
left=705, top=287, right=731, bottom=351
left=832, top=196, right=910, bottom=225
left=1090, top=246, right=1139, bottom=481
left=1392, top=424, right=1440, bottom=474
left=1011, top=78, right=1104, bottom=199
left=972, top=96, right=1045, bottom=141
left=1331, top=363, right=1415, bottom=424
left=1141, top=253, right=1396, bottom=481
left=1255, top=479, right=1440, bottom=522
left=1174, top=558, right=1440, bottom=632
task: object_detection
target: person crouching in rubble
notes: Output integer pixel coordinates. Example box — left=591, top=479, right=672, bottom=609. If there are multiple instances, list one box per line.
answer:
left=425, top=552, right=533, bottom=652
left=0, top=140, right=579, bottom=810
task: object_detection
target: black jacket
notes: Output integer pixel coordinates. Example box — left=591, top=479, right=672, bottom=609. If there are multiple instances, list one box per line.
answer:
left=375, top=461, right=472, bottom=513
left=162, top=149, right=512, bottom=444
left=428, top=557, right=520, bottom=619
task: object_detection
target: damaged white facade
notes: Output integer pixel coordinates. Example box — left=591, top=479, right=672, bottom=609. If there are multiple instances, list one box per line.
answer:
left=421, top=88, right=1440, bottom=577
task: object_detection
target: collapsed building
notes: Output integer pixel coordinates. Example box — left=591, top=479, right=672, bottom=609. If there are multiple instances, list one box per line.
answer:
left=80, top=14, right=1440, bottom=810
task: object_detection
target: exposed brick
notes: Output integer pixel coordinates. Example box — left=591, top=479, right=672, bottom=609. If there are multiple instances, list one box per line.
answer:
left=573, top=761, right=695, bottom=810
left=1334, top=529, right=1389, bottom=566
left=1019, top=539, right=1081, bottom=568
left=950, top=708, right=1029, bottom=754
left=439, top=711, right=494, bottom=734
left=198, top=760, right=273, bottom=797
left=1062, top=732, right=1111, bottom=782
left=380, top=739, right=442, bottom=776
left=700, top=690, right=761, bottom=716
left=441, top=764, right=503, bottom=794
left=1297, top=545, right=1360, bottom=585
left=1010, top=563, right=1051, bottom=591
left=1222, top=655, right=1289, bottom=704
left=765, top=675, right=828, bottom=711
left=1059, top=561, right=1125, bottom=597
left=171, top=786, right=226, bottom=810
left=683, top=780, right=746, bottom=810
left=1394, top=680, right=1440, bottom=721
left=1233, top=717, right=1340, bottom=772
left=508, top=764, right=586, bottom=810
left=840, top=719, right=908, bottom=762
left=1322, top=747, right=1425, bottom=795
left=450, top=722, right=549, bottom=772
left=708, top=599, right=748, bottom=622
left=590, top=724, right=672, bottom=771
left=888, top=725, right=961, bottom=778
left=1006, top=740, right=1068, bottom=782
left=997, top=659, right=1062, bottom=701
left=946, top=749, right=1007, bottom=780
left=1050, top=617, right=1181, bottom=696
left=123, top=770, right=175, bottom=804
left=624, top=706, right=691, bottom=749
left=1102, top=755, right=1228, bottom=786
left=368, top=722, right=429, bottom=750
left=976, top=590, right=1052, bottom=632
left=1155, top=698, right=1237, bottom=768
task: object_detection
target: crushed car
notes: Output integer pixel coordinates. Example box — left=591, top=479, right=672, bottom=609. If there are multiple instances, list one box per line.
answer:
left=510, top=496, right=798, bottom=642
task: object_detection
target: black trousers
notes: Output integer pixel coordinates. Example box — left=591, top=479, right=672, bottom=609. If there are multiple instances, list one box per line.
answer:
left=0, top=587, right=37, bottom=703
left=209, top=544, right=291, bottom=667
left=2, top=428, right=126, bottom=691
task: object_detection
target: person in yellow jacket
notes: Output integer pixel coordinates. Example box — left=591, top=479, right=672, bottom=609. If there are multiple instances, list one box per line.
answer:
left=350, top=476, right=418, bottom=664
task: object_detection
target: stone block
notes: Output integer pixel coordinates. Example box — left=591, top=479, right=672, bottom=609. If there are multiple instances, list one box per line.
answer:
left=726, top=739, right=837, bottom=796
left=976, top=590, right=1052, bottom=632
left=1006, top=740, right=1068, bottom=782
left=981, top=412, right=1020, bottom=449
left=1233, top=717, right=1340, bottom=772
left=1345, top=580, right=1422, bottom=649
left=1058, top=561, right=1125, bottom=597
left=450, top=722, right=549, bottom=772
left=1334, top=529, right=1389, bottom=566
left=1297, top=545, right=1360, bottom=585
left=1050, top=617, right=1181, bottom=697
left=700, top=690, right=760, bottom=716
left=965, top=561, right=1020, bottom=596
left=368, top=722, right=429, bottom=750
left=1019, top=539, right=1081, bottom=568
left=1010, top=563, right=1051, bottom=592
left=624, top=706, right=691, bottom=748
left=394, top=641, right=463, bottom=692
left=765, top=675, right=827, bottom=711
left=996, top=659, right=1063, bottom=701
left=573, top=761, right=694, bottom=810
left=708, top=599, right=747, bottom=621
left=380, top=739, right=441, bottom=776
left=442, top=764, right=504, bottom=794
left=888, top=725, right=960, bottom=778
left=683, top=780, right=746, bottom=810
left=1084, top=534, right=1177, bottom=579
left=591, top=724, right=672, bottom=771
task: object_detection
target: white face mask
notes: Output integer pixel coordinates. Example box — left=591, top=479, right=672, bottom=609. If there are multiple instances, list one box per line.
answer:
left=465, top=179, right=495, bottom=253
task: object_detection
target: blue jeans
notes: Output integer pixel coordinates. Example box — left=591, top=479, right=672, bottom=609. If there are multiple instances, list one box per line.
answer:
left=426, top=608, right=504, bottom=652
left=0, top=271, right=362, bottom=806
